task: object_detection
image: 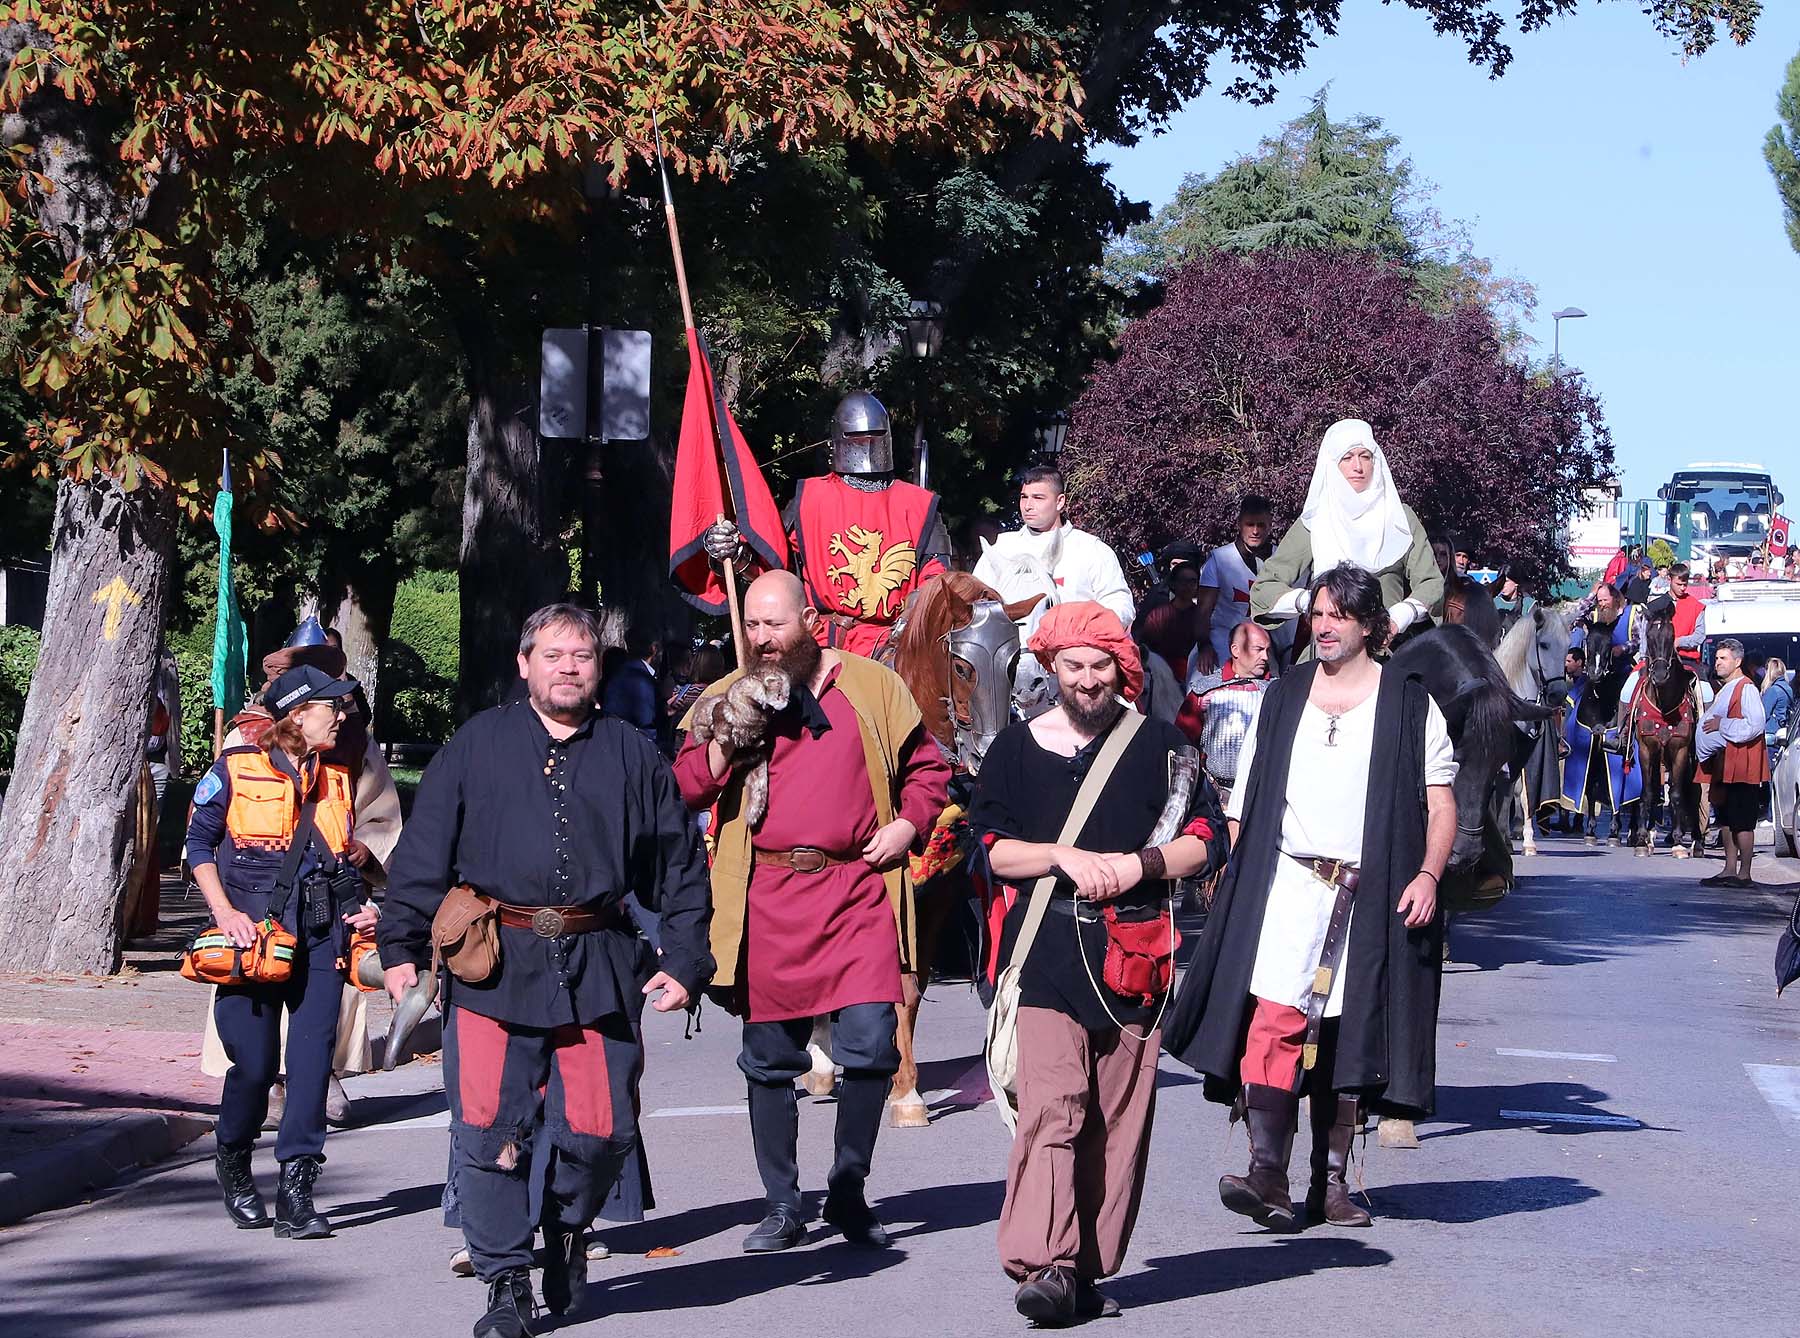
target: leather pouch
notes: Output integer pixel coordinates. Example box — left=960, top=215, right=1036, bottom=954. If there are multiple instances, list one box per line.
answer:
left=432, top=884, right=500, bottom=984
left=1101, top=904, right=1180, bottom=1005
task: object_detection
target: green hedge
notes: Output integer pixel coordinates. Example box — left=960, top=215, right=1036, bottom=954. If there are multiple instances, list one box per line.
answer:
left=385, top=570, right=458, bottom=742
left=0, top=623, right=41, bottom=776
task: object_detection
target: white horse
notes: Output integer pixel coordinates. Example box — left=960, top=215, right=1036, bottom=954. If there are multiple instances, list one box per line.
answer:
left=973, top=537, right=1062, bottom=717
left=1494, top=603, right=1577, bottom=856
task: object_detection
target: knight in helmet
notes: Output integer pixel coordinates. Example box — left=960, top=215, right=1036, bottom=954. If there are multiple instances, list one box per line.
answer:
left=780, top=391, right=952, bottom=657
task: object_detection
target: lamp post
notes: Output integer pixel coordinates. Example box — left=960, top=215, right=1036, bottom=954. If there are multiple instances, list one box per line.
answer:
left=905, top=299, right=945, bottom=487
left=1035, top=411, right=1070, bottom=462
left=1551, top=306, right=1587, bottom=376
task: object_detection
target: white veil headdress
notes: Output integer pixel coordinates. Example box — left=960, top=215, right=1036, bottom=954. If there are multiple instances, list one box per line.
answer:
left=1298, top=419, right=1413, bottom=573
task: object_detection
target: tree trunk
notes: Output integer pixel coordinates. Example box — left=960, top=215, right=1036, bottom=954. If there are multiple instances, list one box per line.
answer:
left=0, top=477, right=177, bottom=972
left=318, top=570, right=394, bottom=728
left=454, top=304, right=566, bottom=717
left=592, top=436, right=693, bottom=651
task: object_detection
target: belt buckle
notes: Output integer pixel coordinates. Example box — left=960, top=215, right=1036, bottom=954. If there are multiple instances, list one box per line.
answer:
left=1317, top=858, right=1345, bottom=887
left=530, top=907, right=567, bottom=938
left=790, top=847, right=827, bottom=874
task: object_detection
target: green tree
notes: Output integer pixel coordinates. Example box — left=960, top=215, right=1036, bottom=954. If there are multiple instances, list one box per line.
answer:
left=1766, top=44, right=1800, bottom=252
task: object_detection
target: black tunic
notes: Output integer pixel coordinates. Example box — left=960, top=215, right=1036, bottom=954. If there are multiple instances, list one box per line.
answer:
left=1163, top=661, right=1444, bottom=1117
left=969, top=714, right=1226, bottom=1032
left=378, top=701, right=715, bottom=1030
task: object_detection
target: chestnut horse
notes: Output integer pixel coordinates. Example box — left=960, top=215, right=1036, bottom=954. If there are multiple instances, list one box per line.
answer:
left=1619, top=616, right=1702, bottom=857
left=802, top=572, right=1040, bottom=1126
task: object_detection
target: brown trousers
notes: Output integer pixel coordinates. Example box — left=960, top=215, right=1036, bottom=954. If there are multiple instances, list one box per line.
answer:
left=997, top=1005, right=1160, bottom=1282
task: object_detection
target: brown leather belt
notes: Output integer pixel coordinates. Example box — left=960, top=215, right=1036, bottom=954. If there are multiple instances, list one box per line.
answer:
left=1288, top=854, right=1361, bottom=1086
left=755, top=845, right=857, bottom=873
left=495, top=901, right=618, bottom=937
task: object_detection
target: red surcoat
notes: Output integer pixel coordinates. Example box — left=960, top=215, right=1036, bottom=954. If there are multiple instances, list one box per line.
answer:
left=790, top=475, right=946, bottom=656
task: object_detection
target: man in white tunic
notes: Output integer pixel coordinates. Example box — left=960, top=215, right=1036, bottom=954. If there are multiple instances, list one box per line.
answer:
left=1164, top=563, right=1456, bottom=1231
left=974, top=465, right=1135, bottom=628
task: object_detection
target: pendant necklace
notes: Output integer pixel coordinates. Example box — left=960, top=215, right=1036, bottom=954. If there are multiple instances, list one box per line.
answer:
left=1325, top=714, right=1341, bottom=746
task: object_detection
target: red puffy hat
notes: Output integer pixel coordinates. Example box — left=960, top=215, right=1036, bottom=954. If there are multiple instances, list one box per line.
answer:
left=1028, top=601, right=1144, bottom=702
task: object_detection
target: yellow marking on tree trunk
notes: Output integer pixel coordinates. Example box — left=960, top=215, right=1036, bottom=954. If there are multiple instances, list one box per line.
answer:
left=92, top=576, right=142, bottom=640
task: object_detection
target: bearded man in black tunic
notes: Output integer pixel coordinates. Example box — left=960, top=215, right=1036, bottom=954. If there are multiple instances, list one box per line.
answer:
left=1164, top=564, right=1456, bottom=1231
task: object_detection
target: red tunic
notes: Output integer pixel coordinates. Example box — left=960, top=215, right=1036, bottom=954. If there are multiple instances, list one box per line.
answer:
left=674, top=666, right=950, bottom=1021
left=790, top=474, right=947, bottom=656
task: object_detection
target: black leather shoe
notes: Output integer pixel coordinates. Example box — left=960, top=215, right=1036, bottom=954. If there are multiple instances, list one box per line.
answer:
left=273, top=1155, right=332, bottom=1239
left=473, top=1269, right=537, bottom=1338
left=214, top=1142, right=268, bottom=1229
left=822, top=1191, right=890, bottom=1248
left=742, top=1204, right=806, bottom=1253
left=540, top=1224, right=587, bottom=1316
left=1074, top=1278, right=1122, bottom=1319
left=1014, top=1266, right=1077, bottom=1326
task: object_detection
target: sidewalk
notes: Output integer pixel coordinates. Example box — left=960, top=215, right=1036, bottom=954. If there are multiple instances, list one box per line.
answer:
left=0, top=878, right=431, bottom=1228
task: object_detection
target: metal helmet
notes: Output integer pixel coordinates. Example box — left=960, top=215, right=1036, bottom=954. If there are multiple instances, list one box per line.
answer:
left=829, top=390, right=893, bottom=476
left=285, top=616, right=331, bottom=649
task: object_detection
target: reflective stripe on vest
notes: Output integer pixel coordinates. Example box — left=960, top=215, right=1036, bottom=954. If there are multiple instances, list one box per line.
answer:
left=223, top=750, right=353, bottom=853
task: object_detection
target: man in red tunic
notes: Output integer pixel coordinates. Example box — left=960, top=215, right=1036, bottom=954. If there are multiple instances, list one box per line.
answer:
left=785, top=391, right=951, bottom=657
left=675, top=571, right=950, bottom=1253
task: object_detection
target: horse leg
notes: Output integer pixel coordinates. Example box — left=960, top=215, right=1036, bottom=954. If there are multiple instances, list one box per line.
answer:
left=888, top=972, right=929, bottom=1128
left=1518, top=772, right=1537, bottom=856
left=802, top=1016, right=837, bottom=1097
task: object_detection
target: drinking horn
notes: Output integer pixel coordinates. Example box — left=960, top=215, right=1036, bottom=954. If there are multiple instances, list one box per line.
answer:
left=381, top=960, right=440, bottom=1072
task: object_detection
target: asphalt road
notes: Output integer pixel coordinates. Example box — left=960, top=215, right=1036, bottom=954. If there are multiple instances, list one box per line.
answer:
left=4, top=837, right=1797, bottom=1338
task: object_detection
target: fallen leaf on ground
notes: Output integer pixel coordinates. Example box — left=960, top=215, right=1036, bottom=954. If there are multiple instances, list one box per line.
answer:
left=1454, top=1041, right=1468, bottom=1048
left=645, top=1246, right=680, bottom=1258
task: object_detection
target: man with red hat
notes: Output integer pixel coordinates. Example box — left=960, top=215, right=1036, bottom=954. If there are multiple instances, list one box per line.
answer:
left=969, top=601, right=1227, bottom=1326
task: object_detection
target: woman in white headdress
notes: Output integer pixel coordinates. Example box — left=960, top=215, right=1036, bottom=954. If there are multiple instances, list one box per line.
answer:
left=1250, top=419, right=1444, bottom=652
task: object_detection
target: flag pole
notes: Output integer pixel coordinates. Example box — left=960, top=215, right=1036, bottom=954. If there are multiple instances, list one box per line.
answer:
left=651, top=108, right=749, bottom=667
left=213, top=448, right=228, bottom=756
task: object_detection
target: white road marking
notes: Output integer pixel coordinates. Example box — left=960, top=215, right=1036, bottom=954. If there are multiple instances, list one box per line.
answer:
left=1499, top=1109, right=1641, bottom=1128
left=1744, top=1063, right=1800, bottom=1133
left=364, top=1111, right=451, bottom=1131
left=646, top=1104, right=747, bottom=1118
left=1497, top=1048, right=1618, bottom=1063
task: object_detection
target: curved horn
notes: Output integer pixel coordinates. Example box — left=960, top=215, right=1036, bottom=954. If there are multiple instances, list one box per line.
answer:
left=381, top=968, right=441, bottom=1071
left=354, top=945, right=386, bottom=991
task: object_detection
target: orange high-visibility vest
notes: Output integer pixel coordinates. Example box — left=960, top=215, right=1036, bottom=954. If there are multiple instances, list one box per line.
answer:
left=223, top=748, right=353, bottom=855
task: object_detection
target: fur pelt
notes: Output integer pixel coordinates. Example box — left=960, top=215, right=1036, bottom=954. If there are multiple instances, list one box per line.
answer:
left=688, top=665, right=793, bottom=828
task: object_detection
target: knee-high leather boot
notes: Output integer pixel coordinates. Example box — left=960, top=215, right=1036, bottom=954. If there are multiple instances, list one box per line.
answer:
left=1306, top=1094, right=1372, bottom=1227
left=1218, top=1083, right=1299, bottom=1231
left=743, top=1081, right=805, bottom=1252
left=823, top=1071, right=890, bottom=1247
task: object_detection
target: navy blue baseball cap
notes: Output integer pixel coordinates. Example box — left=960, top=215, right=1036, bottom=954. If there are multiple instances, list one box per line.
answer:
left=267, top=665, right=360, bottom=720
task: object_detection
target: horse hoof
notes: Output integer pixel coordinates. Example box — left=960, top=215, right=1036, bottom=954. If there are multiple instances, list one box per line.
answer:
left=1635, top=845, right=1649, bottom=858
left=801, top=1070, right=838, bottom=1098
left=1378, top=1118, right=1421, bottom=1150
left=1670, top=847, right=1690, bottom=860
left=889, top=1101, right=930, bottom=1129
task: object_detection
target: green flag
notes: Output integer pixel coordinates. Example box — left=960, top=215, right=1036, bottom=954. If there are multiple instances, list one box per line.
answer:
left=211, top=484, right=247, bottom=711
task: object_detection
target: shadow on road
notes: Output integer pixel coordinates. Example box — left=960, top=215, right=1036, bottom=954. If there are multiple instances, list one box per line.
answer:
left=1423, top=1081, right=1670, bottom=1137
left=327, top=1178, right=445, bottom=1231
left=1365, top=1174, right=1599, bottom=1223
left=1110, top=1237, right=1392, bottom=1307
left=0, top=1251, right=309, bottom=1338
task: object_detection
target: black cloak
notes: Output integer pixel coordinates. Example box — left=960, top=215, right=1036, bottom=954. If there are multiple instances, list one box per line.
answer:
left=1162, top=660, right=1444, bottom=1117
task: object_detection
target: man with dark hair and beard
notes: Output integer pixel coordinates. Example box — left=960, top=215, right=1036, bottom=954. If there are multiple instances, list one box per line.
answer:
left=674, top=571, right=950, bottom=1254
left=971, top=601, right=1227, bottom=1325
left=1164, top=563, right=1456, bottom=1233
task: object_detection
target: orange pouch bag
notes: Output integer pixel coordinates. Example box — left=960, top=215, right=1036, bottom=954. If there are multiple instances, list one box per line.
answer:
left=181, top=917, right=298, bottom=986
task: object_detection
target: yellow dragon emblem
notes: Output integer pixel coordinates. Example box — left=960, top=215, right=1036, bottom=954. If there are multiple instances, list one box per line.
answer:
left=825, top=524, right=918, bottom=618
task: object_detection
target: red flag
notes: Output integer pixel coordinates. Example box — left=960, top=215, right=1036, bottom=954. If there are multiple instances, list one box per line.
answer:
left=1769, top=513, right=1791, bottom=557
left=669, top=330, right=788, bottom=613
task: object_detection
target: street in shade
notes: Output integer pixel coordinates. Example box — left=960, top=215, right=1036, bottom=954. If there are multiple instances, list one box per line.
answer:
left=0, top=838, right=1796, bottom=1338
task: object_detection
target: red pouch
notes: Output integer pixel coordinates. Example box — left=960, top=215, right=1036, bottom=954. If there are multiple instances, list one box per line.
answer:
left=1101, top=905, right=1180, bottom=1005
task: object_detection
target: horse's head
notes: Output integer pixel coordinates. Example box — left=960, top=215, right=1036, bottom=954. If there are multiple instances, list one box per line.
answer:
left=947, top=598, right=1025, bottom=774
left=1645, top=614, right=1677, bottom=687
left=1530, top=604, right=1574, bottom=702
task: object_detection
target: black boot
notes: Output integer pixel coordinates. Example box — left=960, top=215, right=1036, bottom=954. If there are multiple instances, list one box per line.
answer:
left=473, top=1269, right=537, bottom=1338
left=1218, top=1084, right=1299, bottom=1231
left=214, top=1142, right=269, bottom=1230
left=823, top=1071, right=890, bottom=1248
left=1306, top=1094, right=1373, bottom=1227
left=273, top=1155, right=333, bottom=1239
left=744, top=1081, right=806, bottom=1252
left=540, top=1222, right=587, bottom=1316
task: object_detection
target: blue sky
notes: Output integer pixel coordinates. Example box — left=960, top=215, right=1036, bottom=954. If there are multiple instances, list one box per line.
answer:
left=1099, top=2, right=1800, bottom=508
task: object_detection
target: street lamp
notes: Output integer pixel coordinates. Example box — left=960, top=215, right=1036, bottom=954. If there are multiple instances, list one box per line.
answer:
left=906, top=299, right=946, bottom=486
left=1036, top=411, right=1070, bottom=461
left=1551, top=306, right=1587, bottom=376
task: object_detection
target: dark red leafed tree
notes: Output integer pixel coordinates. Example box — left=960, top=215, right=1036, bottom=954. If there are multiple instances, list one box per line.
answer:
left=1064, top=250, right=1612, bottom=584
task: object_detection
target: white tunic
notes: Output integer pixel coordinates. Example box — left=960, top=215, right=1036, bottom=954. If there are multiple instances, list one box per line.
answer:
left=973, top=523, right=1135, bottom=627
left=1225, top=673, right=1456, bottom=1015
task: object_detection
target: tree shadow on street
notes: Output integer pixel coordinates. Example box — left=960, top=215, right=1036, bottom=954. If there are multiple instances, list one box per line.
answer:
left=326, top=1178, right=445, bottom=1231
left=1364, top=1174, right=1599, bottom=1223
left=1109, top=1237, right=1392, bottom=1308
left=0, top=1249, right=314, bottom=1337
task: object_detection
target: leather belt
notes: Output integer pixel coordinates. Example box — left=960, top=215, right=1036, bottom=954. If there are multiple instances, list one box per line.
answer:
left=496, top=901, right=618, bottom=937
left=755, top=846, right=857, bottom=873
left=1287, top=854, right=1361, bottom=1086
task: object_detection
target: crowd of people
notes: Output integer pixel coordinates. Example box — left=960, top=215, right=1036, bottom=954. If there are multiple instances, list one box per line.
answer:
left=178, top=405, right=1792, bottom=1337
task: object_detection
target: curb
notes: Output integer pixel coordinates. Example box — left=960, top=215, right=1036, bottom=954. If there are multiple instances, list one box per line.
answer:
left=0, top=1109, right=212, bottom=1228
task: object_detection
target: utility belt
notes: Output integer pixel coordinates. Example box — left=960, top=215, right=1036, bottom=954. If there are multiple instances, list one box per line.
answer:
left=1285, top=853, right=1361, bottom=1086
left=432, top=885, right=621, bottom=985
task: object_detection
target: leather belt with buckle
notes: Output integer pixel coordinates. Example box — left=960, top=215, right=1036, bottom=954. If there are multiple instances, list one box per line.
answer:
left=496, top=901, right=616, bottom=937
left=755, top=846, right=856, bottom=874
